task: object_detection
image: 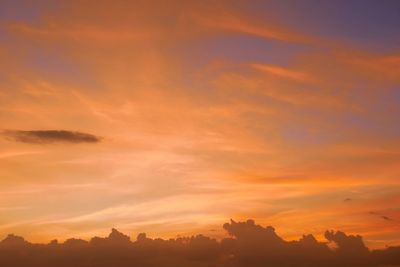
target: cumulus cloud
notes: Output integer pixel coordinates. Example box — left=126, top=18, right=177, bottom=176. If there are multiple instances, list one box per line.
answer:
left=1, top=219, right=399, bottom=267
left=1, top=130, right=102, bottom=144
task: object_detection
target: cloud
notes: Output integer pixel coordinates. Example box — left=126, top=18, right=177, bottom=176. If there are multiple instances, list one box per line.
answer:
left=250, top=63, right=315, bottom=83
left=1, top=130, right=101, bottom=144
left=381, top=215, right=393, bottom=221
left=369, top=211, right=395, bottom=222
left=0, top=0, right=400, bottom=252
left=1, top=219, right=400, bottom=266
left=324, top=230, right=369, bottom=257
left=194, top=10, right=316, bottom=44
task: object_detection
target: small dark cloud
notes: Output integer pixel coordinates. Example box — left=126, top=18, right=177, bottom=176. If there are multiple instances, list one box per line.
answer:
left=369, top=211, right=394, bottom=222
left=344, top=198, right=352, bottom=202
left=381, top=215, right=393, bottom=221
left=2, top=130, right=101, bottom=144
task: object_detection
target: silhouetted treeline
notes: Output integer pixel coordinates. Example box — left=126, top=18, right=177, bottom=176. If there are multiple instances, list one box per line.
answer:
left=0, top=219, right=399, bottom=267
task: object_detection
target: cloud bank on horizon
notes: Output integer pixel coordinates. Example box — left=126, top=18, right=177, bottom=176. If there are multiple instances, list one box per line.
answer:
left=1, top=220, right=399, bottom=267
left=0, top=0, right=399, bottom=249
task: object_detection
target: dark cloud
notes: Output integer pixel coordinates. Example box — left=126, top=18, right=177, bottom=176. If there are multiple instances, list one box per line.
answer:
left=2, top=130, right=101, bottom=144
left=324, top=230, right=369, bottom=261
left=369, top=211, right=394, bottom=222
left=343, top=198, right=352, bottom=202
left=381, top=215, right=393, bottom=221
left=1, top=219, right=400, bottom=267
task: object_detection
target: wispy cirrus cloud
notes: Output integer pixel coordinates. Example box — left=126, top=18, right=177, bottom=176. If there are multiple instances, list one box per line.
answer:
left=0, top=0, right=399, bottom=249
left=250, top=63, right=315, bottom=83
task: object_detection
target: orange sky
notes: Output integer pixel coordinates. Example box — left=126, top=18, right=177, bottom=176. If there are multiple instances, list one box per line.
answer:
left=0, top=0, right=399, bottom=248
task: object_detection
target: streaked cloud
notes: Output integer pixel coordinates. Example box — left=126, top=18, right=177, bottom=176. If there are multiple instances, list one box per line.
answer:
left=250, top=63, right=315, bottom=83
left=2, top=130, right=101, bottom=144
left=0, top=0, right=399, bottom=249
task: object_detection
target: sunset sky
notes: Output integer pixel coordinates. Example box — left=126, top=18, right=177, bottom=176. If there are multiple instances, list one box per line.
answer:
left=0, top=0, right=399, bottom=248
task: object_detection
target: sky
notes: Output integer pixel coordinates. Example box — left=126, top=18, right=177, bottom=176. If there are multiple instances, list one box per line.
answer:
left=0, top=0, right=399, bottom=248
